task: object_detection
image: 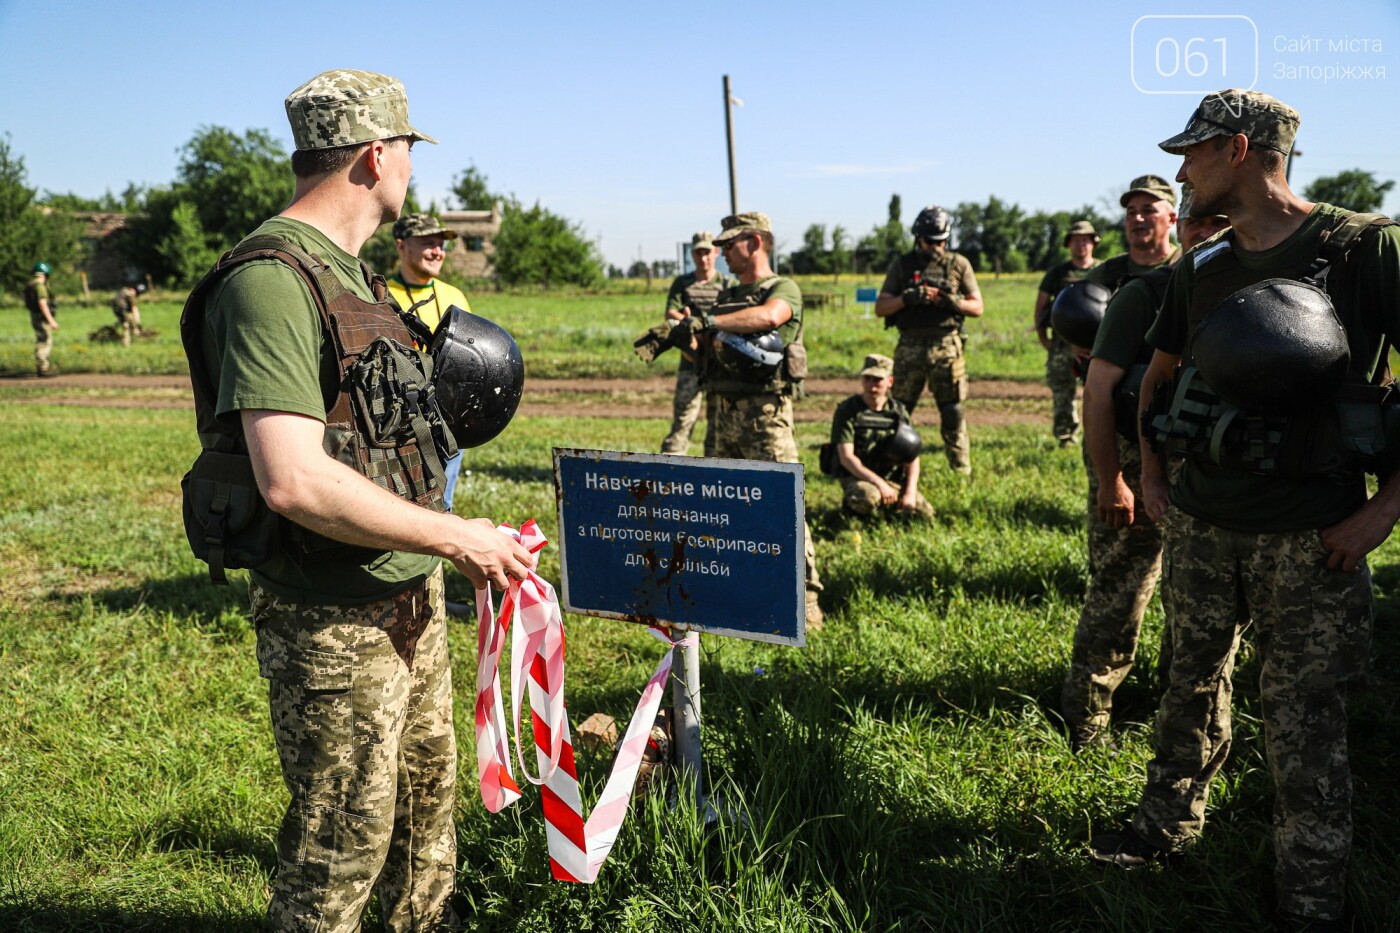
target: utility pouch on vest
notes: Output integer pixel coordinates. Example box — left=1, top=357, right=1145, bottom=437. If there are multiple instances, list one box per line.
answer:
left=181, top=449, right=280, bottom=584
left=784, top=342, right=808, bottom=381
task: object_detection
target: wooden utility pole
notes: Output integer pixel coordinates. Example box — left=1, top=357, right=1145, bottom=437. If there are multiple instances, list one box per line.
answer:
left=723, top=76, right=739, bottom=215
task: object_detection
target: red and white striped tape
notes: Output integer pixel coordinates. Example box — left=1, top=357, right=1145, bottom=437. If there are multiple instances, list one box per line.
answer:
left=474, top=520, right=693, bottom=883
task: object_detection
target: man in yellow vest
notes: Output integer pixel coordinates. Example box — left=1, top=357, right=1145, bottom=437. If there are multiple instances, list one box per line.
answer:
left=387, top=212, right=472, bottom=510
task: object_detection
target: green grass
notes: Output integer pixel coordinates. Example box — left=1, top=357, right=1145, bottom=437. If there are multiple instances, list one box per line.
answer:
left=1, top=396, right=1398, bottom=931
left=0, top=275, right=1046, bottom=382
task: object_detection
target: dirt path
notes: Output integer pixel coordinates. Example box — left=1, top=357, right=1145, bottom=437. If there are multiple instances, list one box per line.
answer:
left=0, top=372, right=1057, bottom=427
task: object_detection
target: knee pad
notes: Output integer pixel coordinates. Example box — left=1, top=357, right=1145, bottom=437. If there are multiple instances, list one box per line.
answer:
left=938, top=401, right=964, bottom=432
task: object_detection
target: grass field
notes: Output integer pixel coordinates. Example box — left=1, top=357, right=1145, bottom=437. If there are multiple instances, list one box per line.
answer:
left=0, top=274, right=1047, bottom=382
left=2, top=391, right=1399, bottom=931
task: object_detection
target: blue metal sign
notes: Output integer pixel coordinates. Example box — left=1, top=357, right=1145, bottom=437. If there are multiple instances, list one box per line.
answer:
left=552, top=449, right=806, bottom=646
left=855, top=287, right=879, bottom=302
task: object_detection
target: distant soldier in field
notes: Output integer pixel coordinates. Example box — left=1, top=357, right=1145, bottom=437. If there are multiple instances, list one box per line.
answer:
left=387, top=212, right=472, bottom=511
left=183, top=68, right=531, bottom=930
left=659, top=231, right=735, bottom=456
left=827, top=353, right=933, bottom=519
left=24, top=261, right=58, bottom=376
left=675, top=211, right=824, bottom=626
left=1086, top=175, right=1180, bottom=294
left=875, top=205, right=984, bottom=475
left=112, top=282, right=144, bottom=347
left=1034, top=220, right=1101, bottom=447
left=1091, top=89, right=1400, bottom=932
left=1060, top=187, right=1227, bottom=752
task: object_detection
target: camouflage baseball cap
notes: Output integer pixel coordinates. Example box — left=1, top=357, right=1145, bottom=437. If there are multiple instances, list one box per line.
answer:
left=393, top=213, right=458, bottom=240
left=713, top=212, right=772, bottom=246
left=859, top=353, right=894, bottom=379
left=1120, top=174, right=1177, bottom=208
left=1063, top=219, right=1101, bottom=245
left=285, top=69, right=437, bottom=151
left=1158, top=88, right=1299, bottom=155
left=691, top=231, right=715, bottom=252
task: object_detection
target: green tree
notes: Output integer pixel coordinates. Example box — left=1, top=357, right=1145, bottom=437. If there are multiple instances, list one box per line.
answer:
left=451, top=164, right=496, bottom=210
left=855, top=193, right=910, bottom=273
left=1304, top=169, right=1395, bottom=213
left=159, top=201, right=220, bottom=287
left=788, top=223, right=831, bottom=274
left=494, top=200, right=604, bottom=288
left=830, top=225, right=851, bottom=277
left=0, top=136, right=82, bottom=296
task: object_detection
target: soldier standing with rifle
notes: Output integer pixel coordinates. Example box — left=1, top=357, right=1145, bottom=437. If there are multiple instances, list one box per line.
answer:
left=659, top=231, right=735, bottom=456
left=875, top=205, right=983, bottom=475
left=1034, top=220, right=1101, bottom=447
left=1091, top=89, right=1400, bottom=933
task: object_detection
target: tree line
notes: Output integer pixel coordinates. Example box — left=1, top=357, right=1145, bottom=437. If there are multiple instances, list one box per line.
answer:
left=2, top=126, right=1394, bottom=296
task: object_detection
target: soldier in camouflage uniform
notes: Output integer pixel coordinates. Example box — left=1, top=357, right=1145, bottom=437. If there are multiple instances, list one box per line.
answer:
left=1061, top=189, right=1228, bottom=752
left=875, top=205, right=984, bottom=475
left=659, top=231, right=735, bottom=456
left=1034, top=220, right=1100, bottom=447
left=1091, top=89, right=1400, bottom=932
left=828, top=353, right=933, bottom=518
left=112, top=283, right=143, bottom=347
left=675, top=212, right=824, bottom=626
left=190, top=69, right=531, bottom=932
left=24, top=261, right=58, bottom=376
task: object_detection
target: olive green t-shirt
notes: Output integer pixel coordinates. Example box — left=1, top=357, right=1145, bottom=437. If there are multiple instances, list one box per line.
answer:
left=201, top=216, right=441, bottom=604
left=1038, top=258, right=1100, bottom=297
left=716, top=275, right=804, bottom=346
left=1091, top=274, right=1164, bottom=370
left=1146, top=203, right=1400, bottom=532
left=666, top=270, right=736, bottom=372
left=879, top=249, right=978, bottom=336
left=24, top=276, right=50, bottom=325
left=830, top=394, right=911, bottom=479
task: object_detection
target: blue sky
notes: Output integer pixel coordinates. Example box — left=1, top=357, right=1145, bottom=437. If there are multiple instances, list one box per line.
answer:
left=2, top=0, right=1397, bottom=268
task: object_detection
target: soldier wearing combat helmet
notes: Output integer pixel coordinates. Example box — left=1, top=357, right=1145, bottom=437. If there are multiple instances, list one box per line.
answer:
left=874, top=204, right=984, bottom=475
left=673, top=211, right=825, bottom=626
left=183, top=68, right=531, bottom=930
left=1091, top=88, right=1400, bottom=933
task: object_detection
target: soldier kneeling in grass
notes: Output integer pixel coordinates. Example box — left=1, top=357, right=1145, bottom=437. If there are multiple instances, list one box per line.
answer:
left=823, top=353, right=933, bottom=519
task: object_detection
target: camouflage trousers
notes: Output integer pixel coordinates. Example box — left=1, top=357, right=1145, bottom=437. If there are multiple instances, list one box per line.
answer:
left=32, top=321, right=52, bottom=374
left=1130, top=510, right=1372, bottom=921
left=891, top=332, right=970, bottom=473
left=712, top=392, right=821, bottom=592
left=1060, top=438, right=1164, bottom=740
left=252, top=565, right=459, bottom=933
left=660, top=366, right=716, bottom=456
left=1045, top=337, right=1080, bottom=444
left=839, top=474, right=933, bottom=519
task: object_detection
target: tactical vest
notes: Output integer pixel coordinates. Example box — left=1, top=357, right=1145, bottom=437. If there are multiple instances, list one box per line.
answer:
left=1146, top=212, right=1399, bottom=478
left=702, top=276, right=807, bottom=398
left=181, top=234, right=455, bottom=582
left=847, top=403, right=910, bottom=479
left=681, top=275, right=726, bottom=313
left=886, top=250, right=965, bottom=336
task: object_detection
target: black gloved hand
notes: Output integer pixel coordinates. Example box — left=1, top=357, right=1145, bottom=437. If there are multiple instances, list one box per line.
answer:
left=901, top=287, right=924, bottom=308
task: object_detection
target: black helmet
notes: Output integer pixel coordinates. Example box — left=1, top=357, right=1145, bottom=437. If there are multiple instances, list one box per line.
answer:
left=1191, top=278, right=1349, bottom=413
left=1050, top=280, right=1112, bottom=351
left=716, top=330, right=783, bottom=380
left=912, top=205, right=951, bottom=242
left=429, top=307, right=525, bottom=448
left=877, top=421, right=923, bottom=465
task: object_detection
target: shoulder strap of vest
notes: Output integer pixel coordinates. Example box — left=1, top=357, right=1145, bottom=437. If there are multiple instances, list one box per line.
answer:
left=1303, top=210, right=1396, bottom=284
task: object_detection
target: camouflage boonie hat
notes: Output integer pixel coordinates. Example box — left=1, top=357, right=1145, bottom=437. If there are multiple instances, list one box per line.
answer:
left=285, top=69, right=437, bottom=151
left=1120, top=174, right=1177, bottom=208
left=691, top=231, right=715, bottom=252
left=713, top=212, right=772, bottom=246
left=859, top=353, right=894, bottom=379
left=1063, top=219, right=1101, bottom=246
left=393, top=213, right=458, bottom=240
left=1158, top=88, right=1299, bottom=155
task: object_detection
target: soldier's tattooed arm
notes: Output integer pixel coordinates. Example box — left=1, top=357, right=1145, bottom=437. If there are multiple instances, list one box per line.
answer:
left=1137, top=350, right=1180, bottom=522
left=241, top=408, right=533, bottom=589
